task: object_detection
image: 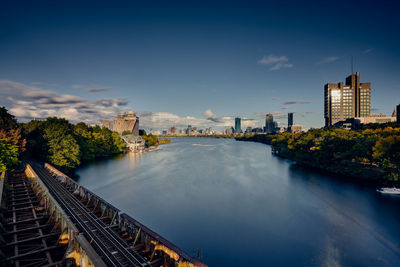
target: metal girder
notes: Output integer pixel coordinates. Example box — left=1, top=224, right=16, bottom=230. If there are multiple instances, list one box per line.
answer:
left=4, top=216, right=48, bottom=226
left=3, top=223, right=55, bottom=236
left=3, top=231, right=61, bottom=247
left=4, top=244, right=65, bottom=261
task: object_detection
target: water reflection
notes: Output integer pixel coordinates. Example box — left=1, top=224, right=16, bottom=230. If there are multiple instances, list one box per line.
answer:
left=76, top=138, right=400, bottom=266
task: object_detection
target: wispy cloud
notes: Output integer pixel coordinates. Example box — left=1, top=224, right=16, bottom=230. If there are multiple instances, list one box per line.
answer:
left=283, top=100, right=312, bottom=105
left=31, top=81, right=58, bottom=87
left=72, top=84, right=112, bottom=93
left=87, top=87, right=112, bottom=93
left=363, top=48, right=373, bottom=54
left=316, top=56, right=338, bottom=65
left=258, top=55, right=293, bottom=71
left=31, top=82, right=44, bottom=86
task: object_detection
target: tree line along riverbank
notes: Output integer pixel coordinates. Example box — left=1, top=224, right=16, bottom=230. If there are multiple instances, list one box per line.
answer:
left=236, top=124, right=400, bottom=184
left=0, top=107, right=168, bottom=173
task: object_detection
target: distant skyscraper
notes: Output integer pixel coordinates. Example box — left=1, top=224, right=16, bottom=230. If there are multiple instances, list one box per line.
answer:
left=169, top=126, right=177, bottom=134
left=324, top=72, right=371, bottom=126
left=265, top=113, right=275, bottom=133
left=287, top=113, right=293, bottom=132
left=235, top=118, right=241, bottom=133
left=186, top=125, right=192, bottom=135
left=397, top=104, right=400, bottom=123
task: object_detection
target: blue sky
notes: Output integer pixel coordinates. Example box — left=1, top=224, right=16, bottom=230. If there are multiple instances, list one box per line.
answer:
left=1, top=0, right=399, bottom=130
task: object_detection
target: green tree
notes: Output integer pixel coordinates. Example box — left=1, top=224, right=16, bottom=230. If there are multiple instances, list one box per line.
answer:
left=373, top=136, right=400, bottom=180
left=0, top=106, right=18, bottom=131
left=0, top=129, right=26, bottom=172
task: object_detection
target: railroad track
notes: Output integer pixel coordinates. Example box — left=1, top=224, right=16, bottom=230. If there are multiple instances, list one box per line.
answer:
left=32, top=165, right=150, bottom=267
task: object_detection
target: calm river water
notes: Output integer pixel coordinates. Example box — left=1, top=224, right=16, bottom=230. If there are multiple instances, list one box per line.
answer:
left=76, top=137, right=400, bottom=266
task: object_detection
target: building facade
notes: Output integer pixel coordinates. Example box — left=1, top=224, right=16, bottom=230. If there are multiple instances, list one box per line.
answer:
left=265, top=113, right=275, bottom=133
left=324, top=72, right=371, bottom=126
left=112, top=111, right=139, bottom=136
left=287, top=113, right=293, bottom=132
left=397, top=104, right=400, bottom=123
left=235, top=118, right=241, bottom=133
left=291, top=124, right=302, bottom=133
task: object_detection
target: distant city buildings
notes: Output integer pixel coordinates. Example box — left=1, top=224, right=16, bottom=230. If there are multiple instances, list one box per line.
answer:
left=235, top=118, right=241, bottom=134
left=186, top=125, right=192, bottom=135
left=265, top=113, right=275, bottom=133
left=169, top=126, right=177, bottom=135
left=397, top=104, right=400, bottom=123
left=113, top=111, right=139, bottom=136
left=324, top=72, right=371, bottom=126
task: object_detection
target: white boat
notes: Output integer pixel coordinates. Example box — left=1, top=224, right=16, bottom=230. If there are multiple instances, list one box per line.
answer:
left=377, top=187, right=400, bottom=195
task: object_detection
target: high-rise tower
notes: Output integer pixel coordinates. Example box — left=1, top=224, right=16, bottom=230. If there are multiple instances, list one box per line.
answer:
left=235, top=118, right=241, bottom=133
left=324, top=72, right=371, bottom=126
left=287, top=113, right=293, bottom=132
left=265, top=113, right=275, bottom=133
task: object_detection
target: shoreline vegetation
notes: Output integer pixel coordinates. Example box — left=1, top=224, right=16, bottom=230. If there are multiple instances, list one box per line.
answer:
left=236, top=124, right=400, bottom=185
left=0, top=107, right=169, bottom=174
left=139, top=130, right=171, bottom=147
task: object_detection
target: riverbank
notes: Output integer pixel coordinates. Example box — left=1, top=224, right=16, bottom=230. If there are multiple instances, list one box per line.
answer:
left=236, top=126, right=400, bottom=185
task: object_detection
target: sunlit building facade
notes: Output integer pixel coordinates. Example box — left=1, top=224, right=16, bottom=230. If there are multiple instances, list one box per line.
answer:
left=113, top=111, right=139, bottom=136
left=324, top=72, right=371, bottom=126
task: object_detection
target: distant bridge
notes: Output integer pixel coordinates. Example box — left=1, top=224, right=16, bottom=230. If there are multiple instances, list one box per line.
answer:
left=1, top=163, right=206, bottom=267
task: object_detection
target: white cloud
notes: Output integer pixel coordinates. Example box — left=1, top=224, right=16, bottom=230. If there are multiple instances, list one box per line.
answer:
left=203, top=109, right=223, bottom=123
left=316, top=56, right=339, bottom=65
left=0, top=80, right=129, bottom=124
left=258, top=55, right=293, bottom=71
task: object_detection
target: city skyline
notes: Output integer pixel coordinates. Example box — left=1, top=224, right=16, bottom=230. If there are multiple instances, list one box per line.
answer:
left=1, top=1, right=400, bottom=130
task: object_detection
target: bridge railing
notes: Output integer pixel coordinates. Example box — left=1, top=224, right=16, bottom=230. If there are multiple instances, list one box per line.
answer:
left=120, top=213, right=207, bottom=267
left=45, top=163, right=121, bottom=226
left=0, top=170, right=7, bottom=209
left=44, top=163, right=206, bottom=267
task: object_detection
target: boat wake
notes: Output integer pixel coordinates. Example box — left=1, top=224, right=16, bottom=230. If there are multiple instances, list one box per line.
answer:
left=192, top=144, right=214, bottom=147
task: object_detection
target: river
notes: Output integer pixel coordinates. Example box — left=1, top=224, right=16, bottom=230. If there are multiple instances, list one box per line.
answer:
left=75, top=137, right=400, bottom=266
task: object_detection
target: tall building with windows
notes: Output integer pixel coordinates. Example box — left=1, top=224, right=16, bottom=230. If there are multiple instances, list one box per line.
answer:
left=265, top=113, right=275, bottom=133
left=234, top=118, right=241, bottom=133
left=287, top=113, right=293, bottom=132
left=324, top=72, right=371, bottom=126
